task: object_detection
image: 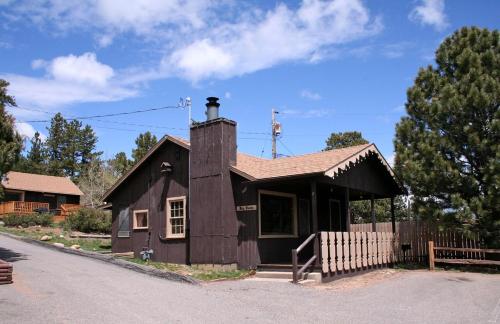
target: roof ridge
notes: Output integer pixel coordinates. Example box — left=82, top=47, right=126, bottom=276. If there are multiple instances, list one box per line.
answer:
left=6, top=171, right=72, bottom=180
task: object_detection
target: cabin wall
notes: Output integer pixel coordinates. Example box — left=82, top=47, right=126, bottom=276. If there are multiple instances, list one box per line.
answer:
left=22, top=191, right=79, bottom=209
left=110, top=142, right=189, bottom=263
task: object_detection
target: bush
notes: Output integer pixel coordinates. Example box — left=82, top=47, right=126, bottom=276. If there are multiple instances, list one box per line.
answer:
left=3, top=213, right=53, bottom=227
left=65, top=207, right=111, bottom=234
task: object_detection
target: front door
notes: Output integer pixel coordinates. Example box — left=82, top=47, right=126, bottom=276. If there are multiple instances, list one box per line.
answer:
left=328, top=199, right=342, bottom=231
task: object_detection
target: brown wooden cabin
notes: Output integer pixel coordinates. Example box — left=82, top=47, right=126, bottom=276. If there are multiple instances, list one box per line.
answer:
left=0, top=171, right=82, bottom=220
left=103, top=97, right=404, bottom=269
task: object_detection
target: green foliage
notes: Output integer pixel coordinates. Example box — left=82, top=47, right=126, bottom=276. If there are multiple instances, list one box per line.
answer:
left=108, top=151, right=132, bottom=178
left=351, top=196, right=412, bottom=224
left=324, top=131, right=369, bottom=150
left=0, top=79, right=22, bottom=197
left=45, top=113, right=100, bottom=181
left=394, top=27, right=500, bottom=246
left=3, top=213, right=53, bottom=227
left=65, top=207, right=111, bottom=234
left=132, top=131, right=157, bottom=162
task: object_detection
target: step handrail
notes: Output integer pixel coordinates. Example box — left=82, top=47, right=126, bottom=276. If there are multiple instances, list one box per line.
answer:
left=292, top=233, right=317, bottom=283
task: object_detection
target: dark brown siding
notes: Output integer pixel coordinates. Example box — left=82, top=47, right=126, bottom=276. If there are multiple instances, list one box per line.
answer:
left=190, top=119, right=238, bottom=265
left=110, top=141, right=189, bottom=263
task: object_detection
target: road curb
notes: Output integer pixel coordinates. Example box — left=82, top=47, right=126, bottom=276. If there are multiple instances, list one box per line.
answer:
left=0, top=231, right=199, bottom=285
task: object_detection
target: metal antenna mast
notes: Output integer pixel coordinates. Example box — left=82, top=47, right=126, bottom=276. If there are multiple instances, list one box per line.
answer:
left=271, top=109, right=281, bottom=159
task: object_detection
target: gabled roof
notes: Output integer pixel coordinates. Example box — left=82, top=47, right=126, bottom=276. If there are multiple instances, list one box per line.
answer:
left=103, top=136, right=403, bottom=201
left=1, top=171, right=83, bottom=196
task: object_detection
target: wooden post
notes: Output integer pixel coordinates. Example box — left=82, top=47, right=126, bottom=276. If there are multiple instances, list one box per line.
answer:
left=310, top=180, right=319, bottom=265
left=292, top=249, right=298, bottom=283
left=428, top=241, right=435, bottom=270
left=371, top=195, right=376, bottom=232
left=390, top=197, right=396, bottom=234
left=345, top=187, right=350, bottom=232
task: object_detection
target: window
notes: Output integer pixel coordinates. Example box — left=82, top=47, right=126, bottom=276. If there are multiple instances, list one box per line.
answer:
left=133, top=210, right=149, bottom=230
left=117, top=207, right=130, bottom=237
left=166, top=196, right=186, bottom=238
left=259, top=190, right=297, bottom=238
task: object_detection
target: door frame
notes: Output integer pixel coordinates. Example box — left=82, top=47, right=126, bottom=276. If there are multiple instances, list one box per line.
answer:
left=328, top=199, right=342, bottom=231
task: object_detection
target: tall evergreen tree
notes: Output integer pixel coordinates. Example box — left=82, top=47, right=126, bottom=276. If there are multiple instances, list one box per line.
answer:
left=108, top=152, right=132, bottom=178
left=324, top=131, right=369, bottom=150
left=45, top=113, right=65, bottom=176
left=26, top=131, right=47, bottom=174
left=0, top=79, right=22, bottom=197
left=132, top=131, right=157, bottom=162
left=394, top=27, right=500, bottom=246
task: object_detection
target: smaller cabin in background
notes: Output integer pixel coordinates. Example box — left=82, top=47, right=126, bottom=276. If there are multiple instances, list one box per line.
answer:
left=0, top=171, right=82, bottom=220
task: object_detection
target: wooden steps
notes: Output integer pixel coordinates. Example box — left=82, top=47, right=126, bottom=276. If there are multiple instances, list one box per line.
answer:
left=255, top=264, right=321, bottom=283
left=0, top=259, right=13, bottom=285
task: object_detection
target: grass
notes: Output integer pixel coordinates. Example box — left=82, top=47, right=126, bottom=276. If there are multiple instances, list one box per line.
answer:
left=122, top=257, right=253, bottom=281
left=0, top=225, right=111, bottom=252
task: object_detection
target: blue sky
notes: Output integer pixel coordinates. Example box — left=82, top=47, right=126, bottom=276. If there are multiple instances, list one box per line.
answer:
left=0, top=0, right=498, bottom=162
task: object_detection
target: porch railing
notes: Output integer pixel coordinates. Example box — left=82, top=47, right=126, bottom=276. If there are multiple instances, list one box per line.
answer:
left=292, top=233, right=318, bottom=283
left=0, top=201, right=50, bottom=215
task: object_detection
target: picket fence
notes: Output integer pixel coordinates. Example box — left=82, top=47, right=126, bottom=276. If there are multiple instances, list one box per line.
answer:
left=320, top=231, right=396, bottom=274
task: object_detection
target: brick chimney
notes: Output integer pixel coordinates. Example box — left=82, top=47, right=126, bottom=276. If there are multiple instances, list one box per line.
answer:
left=189, top=97, right=238, bottom=267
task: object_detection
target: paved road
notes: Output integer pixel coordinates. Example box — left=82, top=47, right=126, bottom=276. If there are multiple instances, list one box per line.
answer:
left=0, top=235, right=499, bottom=324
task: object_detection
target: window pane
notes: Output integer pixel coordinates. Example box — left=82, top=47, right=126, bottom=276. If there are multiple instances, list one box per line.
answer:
left=136, top=212, right=148, bottom=228
left=260, top=193, right=294, bottom=236
left=168, top=199, right=185, bottom=236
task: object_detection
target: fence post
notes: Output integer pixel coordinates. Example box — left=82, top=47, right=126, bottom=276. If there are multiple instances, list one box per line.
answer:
left=428, top=241, right=435, bottom=270
left=292, top=249, right=298, bottom=283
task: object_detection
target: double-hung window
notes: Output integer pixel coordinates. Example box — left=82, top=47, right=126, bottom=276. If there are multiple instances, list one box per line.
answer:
left=166, top=196, right=186, bottom=238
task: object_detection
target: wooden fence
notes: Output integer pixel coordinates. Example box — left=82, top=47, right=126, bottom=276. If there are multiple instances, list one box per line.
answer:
left=320, top=231, right=396, bottom=275
left=0, top=259, right=13, bottom=285
left=429, top=241, right=500, bottom=269
left=351, top=221, right=484, bottom=263
left=0, top=201, right=50, bottom=215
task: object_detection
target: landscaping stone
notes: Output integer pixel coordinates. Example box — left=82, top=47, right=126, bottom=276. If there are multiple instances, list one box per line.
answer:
left=53, top=242, right=65, bottom=248
left=70, top=245, right=81, bottom=250
left=0, top=221, right=4, bottom=227
left=40, top=235, right=52, bottom=241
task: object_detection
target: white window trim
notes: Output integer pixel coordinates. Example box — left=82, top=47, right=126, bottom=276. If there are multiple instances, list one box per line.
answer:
left=166, top=196, right=186, bottom=239
left=133, top=209, right=149, bottom=230
left=258, top=190, right=298, bottom=239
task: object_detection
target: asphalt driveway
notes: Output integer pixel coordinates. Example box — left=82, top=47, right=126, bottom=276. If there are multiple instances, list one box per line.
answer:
left=0, top=234, right=499, bottom=324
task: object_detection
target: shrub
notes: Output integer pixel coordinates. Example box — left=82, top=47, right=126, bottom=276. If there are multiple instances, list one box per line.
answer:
left=65, top=207, right=111, bottom=234
left=3, top=213, right=53, bottom=227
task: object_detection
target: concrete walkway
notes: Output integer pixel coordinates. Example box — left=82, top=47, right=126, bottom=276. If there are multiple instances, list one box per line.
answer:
left=1, top=235, right=499, bottom=323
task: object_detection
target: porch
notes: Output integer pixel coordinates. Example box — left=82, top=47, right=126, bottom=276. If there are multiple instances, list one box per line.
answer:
left=0, top=201, right=81, bottom=222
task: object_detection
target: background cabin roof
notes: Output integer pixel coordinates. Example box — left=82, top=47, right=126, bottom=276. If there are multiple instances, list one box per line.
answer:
left=103, top=135, right=403, bottom=201
left=1, top=171, right=84, bottom=196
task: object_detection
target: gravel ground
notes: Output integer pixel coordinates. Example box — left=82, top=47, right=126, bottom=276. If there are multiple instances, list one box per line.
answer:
left=1, top=234, right=499, bottom=324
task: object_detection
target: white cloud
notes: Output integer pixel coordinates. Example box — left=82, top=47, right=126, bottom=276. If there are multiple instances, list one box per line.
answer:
left=224, top=91, right=231, bottom=99
left=15, top=122, right=46, bottom=141
left=165, top=0, right=383, bottom=82
left=2, top=52, right=137, bottom=110
left=409, top=0, right=449, bottom=31
left=382, top=42, right=414, bottom=59
left=386, top=153, right=395, bottom=167
left=300, top=89, right=321, bottom=101
left=282, top=108, right=333, bottom=118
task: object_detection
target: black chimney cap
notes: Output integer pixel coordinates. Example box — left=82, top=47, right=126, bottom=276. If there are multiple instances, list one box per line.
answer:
left=206, top=97, right=220, bottom=108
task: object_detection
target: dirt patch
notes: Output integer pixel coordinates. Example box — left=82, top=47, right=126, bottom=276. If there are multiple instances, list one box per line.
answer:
left=311, top=269, right=405, bottom=291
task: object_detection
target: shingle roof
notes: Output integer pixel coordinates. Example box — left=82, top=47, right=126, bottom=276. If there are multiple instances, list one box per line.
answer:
left=103, top=135, right=400, bottom=200
left=1, top=171, right=84, bottom=196
left=231, top=144, right=378, bottom=181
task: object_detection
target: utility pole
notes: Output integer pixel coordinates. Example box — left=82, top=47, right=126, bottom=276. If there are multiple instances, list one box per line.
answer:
left=271, top=109, right=281, bottom=159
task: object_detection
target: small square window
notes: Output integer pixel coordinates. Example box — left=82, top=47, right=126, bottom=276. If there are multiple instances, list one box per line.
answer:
left=133, top=210, right=149, bottom=229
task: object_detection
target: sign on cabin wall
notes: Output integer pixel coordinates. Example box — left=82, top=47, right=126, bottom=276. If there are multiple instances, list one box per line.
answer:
left=236, top=205, right=257, bottom=212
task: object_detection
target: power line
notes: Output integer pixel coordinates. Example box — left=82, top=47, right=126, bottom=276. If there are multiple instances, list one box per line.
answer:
left=278, top=138, right=295, bottom=156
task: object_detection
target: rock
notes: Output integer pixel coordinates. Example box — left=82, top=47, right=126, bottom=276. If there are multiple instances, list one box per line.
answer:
left=40, top=235, right=52, bottom=241
left=0, top=221, right=4, bottom=227
left=17, top=225, right=23, bottom=229
left=59, top=234, right=64, bottom=238
left=70, top=245, right=80, bottom=250
left=53, top=242, right=65, bottom=248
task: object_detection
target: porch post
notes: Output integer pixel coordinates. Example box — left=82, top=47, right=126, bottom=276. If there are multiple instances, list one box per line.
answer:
left=371, top=195, right=376, bottom=232
left=391, top=196, right=396, bottom=233
left=345, top=187, right=350, bottom=232
left=310, top=180, right=319, bottom=265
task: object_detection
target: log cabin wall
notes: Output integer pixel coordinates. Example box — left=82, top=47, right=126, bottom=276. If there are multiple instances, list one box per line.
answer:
left=110, top=141, right=189, bottom=263
left=189, top=118, right=238, bottom=266
left=22, top=191, right=80, bottom=209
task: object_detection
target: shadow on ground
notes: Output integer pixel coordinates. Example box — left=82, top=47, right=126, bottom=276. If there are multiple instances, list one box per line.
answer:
left=0, top=247, right=28, bottom=262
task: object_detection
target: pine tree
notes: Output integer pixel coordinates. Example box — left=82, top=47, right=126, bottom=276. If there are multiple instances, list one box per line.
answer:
left=324, top=131, right=369, bottom=150
left=26, top=131, right=47, bottom=174
left=0, top=79, right=22, bottom=197
left=394, top=27, right=500, bottom=246
left=108, top=152, right=132, bottom=178
left=132, top=131, right=157, bottom=162
left=45, top=113, right=66, bottom=176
